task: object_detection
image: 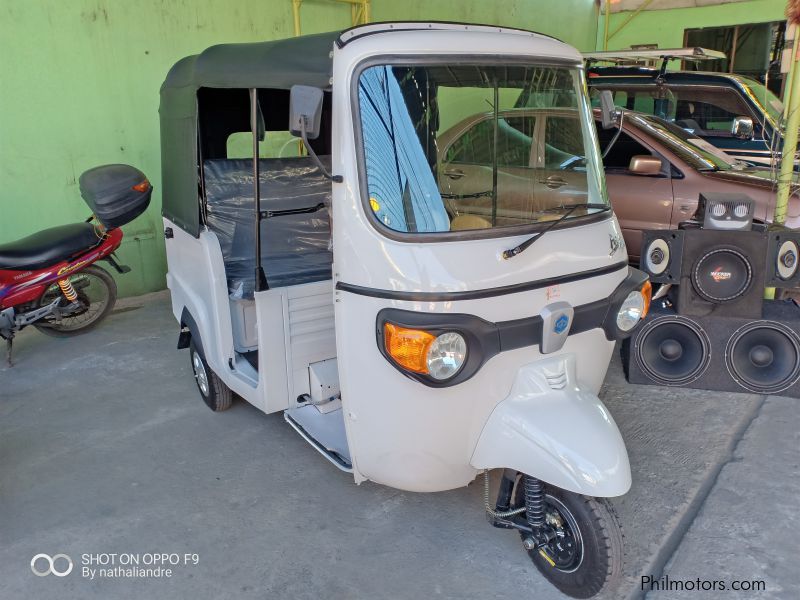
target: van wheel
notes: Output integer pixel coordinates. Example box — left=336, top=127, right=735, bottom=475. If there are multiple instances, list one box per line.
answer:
left=189, top=341, right=232, bottom=412
left=515, top=483, right=623, bottom=598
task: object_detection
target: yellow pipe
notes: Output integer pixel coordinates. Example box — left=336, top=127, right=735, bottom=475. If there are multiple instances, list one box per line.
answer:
left=292, top=0, right=370, bottom=42
left=292, top=0, right=302, bottom=36
left=783, top=32, right=799, bottom=126
left=608, top=0, right=656, bottom=43
left=765, top=28, right=800, bottom=300
left=774, top=37, right=800, bottom=227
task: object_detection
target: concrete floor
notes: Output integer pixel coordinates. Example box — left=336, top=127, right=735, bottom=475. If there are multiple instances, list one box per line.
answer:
left=0, top=291, right=796, bottom=600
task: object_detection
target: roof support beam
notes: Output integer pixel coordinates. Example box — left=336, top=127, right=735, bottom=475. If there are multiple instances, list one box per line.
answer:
left=606, top=0, right=656, bottom=44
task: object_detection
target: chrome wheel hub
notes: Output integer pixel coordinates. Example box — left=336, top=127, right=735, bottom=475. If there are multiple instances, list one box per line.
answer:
left=192, top=352, right=209, bottom=396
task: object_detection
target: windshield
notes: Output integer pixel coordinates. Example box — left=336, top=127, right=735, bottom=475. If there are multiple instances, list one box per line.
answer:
left=735, top=76, right=782, bottom=124
left=356, top=63, right=607, bottom=236
left=631, top=114, right=738, bottom=171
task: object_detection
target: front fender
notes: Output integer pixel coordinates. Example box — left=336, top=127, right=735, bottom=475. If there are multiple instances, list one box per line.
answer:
left=470, top=354, right=631, bottom=497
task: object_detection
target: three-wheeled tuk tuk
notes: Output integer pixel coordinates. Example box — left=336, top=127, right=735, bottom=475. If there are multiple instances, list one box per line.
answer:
left=160, top=22, right=651, bottom=598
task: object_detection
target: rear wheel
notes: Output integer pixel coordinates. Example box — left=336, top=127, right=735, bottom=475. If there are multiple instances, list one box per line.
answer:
left=515, top=481, right=623, bottom=598
left=189, top=341, right=232, bottom=412
left=34, top=265, right=117, bottom=337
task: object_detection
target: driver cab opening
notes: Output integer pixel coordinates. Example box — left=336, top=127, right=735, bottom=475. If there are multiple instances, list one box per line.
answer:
left=197, top=86, right=335, bottom=376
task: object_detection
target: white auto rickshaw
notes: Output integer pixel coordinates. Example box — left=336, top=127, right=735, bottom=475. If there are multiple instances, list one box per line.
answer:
left=160, top=22, right=651, bottom=598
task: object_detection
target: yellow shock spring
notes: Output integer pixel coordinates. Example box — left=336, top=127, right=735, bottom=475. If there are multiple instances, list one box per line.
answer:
left=57, top=278, right=78, bottom=302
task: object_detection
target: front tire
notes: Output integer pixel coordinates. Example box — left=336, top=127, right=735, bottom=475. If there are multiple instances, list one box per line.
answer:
left=189, top=341, right=232, bottom=412
left=516, top=482, right=624, bottom=598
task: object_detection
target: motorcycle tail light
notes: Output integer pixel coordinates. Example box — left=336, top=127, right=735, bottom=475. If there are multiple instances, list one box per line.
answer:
left=132, top=180, right=151, bottom=193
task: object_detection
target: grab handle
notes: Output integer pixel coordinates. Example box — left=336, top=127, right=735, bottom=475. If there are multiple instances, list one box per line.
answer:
left=538, top=176, right=568, bottom=189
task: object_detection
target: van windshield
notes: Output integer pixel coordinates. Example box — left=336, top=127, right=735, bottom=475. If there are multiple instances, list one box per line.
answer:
left=356, top=63, right=608, bottom=236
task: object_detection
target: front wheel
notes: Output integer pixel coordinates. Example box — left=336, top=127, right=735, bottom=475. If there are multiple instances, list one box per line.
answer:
left=515, top=482, right=624, bottom=598
left=34, top=265, right=117, bottom=337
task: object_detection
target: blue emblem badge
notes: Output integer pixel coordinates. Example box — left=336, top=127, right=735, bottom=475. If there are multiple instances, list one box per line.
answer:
left=554, top=314, right=570, bottom=334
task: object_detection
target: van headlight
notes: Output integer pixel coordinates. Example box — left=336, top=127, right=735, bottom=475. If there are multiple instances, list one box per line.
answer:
left=616, top=281, right=652, bottom=332
left=383, top=324, right=467, bottom=381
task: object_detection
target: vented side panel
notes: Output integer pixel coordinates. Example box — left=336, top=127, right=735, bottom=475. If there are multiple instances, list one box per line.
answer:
left=286, top=282, right=337, bottom=401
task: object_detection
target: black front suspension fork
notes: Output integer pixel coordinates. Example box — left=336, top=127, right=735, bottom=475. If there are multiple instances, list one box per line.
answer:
left=488, top=471, right=551, bottom=543
left=523, top=475, right=546, bottom=529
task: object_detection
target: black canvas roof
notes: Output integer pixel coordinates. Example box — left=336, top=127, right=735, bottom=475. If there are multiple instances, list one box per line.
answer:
left=159, top=31, right=340, bottom=235
left=162, top=31, right=338, bottom=91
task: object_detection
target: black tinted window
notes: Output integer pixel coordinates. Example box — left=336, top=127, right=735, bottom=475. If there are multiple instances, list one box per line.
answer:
left=596, top=128, right=654, bottom=170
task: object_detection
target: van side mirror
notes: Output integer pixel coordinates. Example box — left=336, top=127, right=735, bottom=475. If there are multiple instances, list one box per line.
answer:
left=289, top=85, right=324, bottom=140
left=599, top=90, right=620, bottom=130
left=628, top=155, right=662, bottom=175
left=731, top=116, right=754, bottom=139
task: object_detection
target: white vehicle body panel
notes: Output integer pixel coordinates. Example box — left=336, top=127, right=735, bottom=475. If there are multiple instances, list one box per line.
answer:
left=328, top=28, right=631, bottom=492
left=470, top=353, right=631, bottom=497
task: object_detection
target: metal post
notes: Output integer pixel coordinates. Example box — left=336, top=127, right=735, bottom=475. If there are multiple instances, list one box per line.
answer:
left=608, top=0, right=656, bottom=44
left=292, top=0, right=302, bottom=36
left=603, top=0, right=610, bottom=51
left=729, top=25, right=739, bottom=74
left=765, top=26, right=800, bottom=300
left=774, top=35, right=800, bottom=228
left=251, top=88, right=268, bottom=292
left=783, top=31, right=799, bottom=134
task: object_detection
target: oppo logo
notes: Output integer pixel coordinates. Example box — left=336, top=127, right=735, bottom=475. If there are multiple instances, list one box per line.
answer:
left=709, top=268, right=732, bottom=282
left=30, top=553, right=73, bottom=577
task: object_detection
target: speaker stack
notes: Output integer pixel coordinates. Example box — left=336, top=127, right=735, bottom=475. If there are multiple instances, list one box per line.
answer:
left=625, top=193, right=800, bottom=398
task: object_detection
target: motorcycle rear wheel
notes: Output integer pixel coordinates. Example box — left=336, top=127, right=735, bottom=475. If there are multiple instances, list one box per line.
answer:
left=34, top=265, right=117, bottom=337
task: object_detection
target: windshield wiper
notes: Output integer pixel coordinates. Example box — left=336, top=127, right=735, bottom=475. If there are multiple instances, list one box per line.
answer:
left=440, top=190, right=494, bottom=199
left=502, top=203, right=611, bottom=260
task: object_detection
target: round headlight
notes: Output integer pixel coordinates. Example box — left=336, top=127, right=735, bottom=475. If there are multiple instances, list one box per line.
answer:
left=616, top=291, right=646, bottom=332
left=426, top=332, right=467, bottom=380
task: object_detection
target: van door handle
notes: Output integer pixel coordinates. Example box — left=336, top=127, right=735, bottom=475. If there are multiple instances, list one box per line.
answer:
left=444, top=169, right=465, bottom=179
left=538, top=176, right=568, bottom=189
left=679, top=204, right=692, bottom=212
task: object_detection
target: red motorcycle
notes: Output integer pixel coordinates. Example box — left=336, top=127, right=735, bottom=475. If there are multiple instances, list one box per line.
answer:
left=0, top=164, right=152, bottom=365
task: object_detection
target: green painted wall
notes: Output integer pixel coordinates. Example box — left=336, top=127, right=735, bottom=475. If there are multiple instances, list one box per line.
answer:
left=0, top=0, right=597, bottom=297
left=597, top=0, right=786, bottom=52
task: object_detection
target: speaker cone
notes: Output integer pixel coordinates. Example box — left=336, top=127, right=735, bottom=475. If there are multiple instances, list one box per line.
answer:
left=636, top=316, right=711, bottom=385
left=645, top=238, right=670, bottom=275
left=692, top=248, right=752, bottom=302
left=726, top=321, right=800, bottom=394
left=776, top=240, right=799, bottom=281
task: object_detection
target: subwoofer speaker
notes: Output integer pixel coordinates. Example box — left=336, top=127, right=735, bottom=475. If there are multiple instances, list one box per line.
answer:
left=674, top=229, right=767, bottom=319
left=640, top=230, right=685, bottom=284
left=765, top=228, right=800, bottom=289
left=622, top=300, right=800, bottom=398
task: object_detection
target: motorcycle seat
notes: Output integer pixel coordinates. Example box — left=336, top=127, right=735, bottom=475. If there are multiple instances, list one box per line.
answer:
left=0, top=222, right=101, bottom=270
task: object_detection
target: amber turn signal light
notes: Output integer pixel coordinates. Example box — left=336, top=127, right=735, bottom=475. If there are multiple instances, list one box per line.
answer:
left=640, top=280, right=652, bottom=319
left=132, top=180, right=151, bottom=192
left=383, top=323, right=436, bottom=374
